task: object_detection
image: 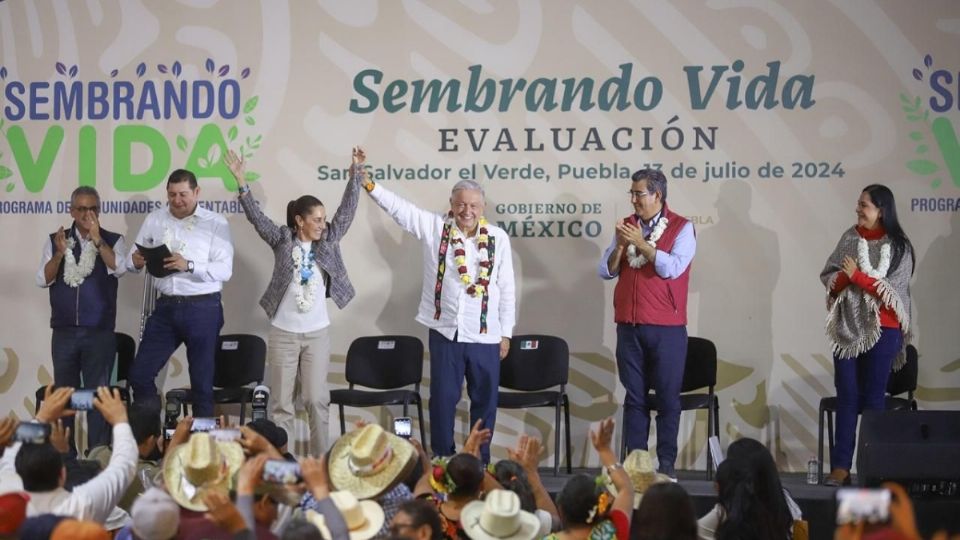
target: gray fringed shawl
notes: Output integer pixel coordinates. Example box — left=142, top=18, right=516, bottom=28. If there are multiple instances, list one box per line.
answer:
left=820, top=226, right=912, bottom=368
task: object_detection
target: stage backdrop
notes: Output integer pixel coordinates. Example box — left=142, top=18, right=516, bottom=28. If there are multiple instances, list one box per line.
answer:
left=1, top=0, right=958, bottom=471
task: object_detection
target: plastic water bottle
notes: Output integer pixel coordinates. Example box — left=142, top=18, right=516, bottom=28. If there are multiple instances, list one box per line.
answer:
left=806, top=458, right=820, bottom=485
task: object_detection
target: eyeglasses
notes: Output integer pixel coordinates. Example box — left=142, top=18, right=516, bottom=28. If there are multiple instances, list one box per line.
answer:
left=628, top=190, right=651, bottom=200
left=71, top=205, right=99, bottom=213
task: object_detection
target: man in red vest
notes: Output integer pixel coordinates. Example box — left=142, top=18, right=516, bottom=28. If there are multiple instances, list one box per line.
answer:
left=598, top=168, right=696, bottom=478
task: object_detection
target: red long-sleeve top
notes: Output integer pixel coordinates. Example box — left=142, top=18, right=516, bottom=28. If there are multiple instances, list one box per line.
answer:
left=831, top=225, right=900, bottom=328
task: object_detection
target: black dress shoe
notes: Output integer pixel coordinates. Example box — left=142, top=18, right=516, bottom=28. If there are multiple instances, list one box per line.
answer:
left=823, top=469, right=851, bottom=486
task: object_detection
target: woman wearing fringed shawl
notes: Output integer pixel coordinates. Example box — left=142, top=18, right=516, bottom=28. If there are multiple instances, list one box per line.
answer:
left=819, top=184, right=914, bottom=487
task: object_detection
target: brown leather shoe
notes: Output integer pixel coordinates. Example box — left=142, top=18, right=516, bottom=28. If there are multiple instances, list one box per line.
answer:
left=824, top=468, right=851, bottom=486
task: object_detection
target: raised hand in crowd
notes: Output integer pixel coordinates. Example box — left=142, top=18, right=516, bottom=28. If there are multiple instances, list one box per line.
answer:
left=237, top=453, right=269, bottom=497
left=49, top=418, right=72, bottom=454
left=239, top=425, right=283, bottom=459
left=92, top=386, right=128, bottom=426
left=165, top=416, right=194, bottom=456
left=300, top=456, right=330, bottom=500
left=35, top=384, right=75, bottom=423
left=203, top=489, right=248, bottom=535
left=591, top=417, right=634, bottom=517
left=508, top=434, right=561, bottom=524
left=462, top=419, right=492, bottom=458
left=0, top=417, right=16, bottom=449
left=53, top=226, right=68, bottom=255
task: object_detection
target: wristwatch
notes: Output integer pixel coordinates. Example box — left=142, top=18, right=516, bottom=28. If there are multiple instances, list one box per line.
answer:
left=187, top=260, right=195, bottom=273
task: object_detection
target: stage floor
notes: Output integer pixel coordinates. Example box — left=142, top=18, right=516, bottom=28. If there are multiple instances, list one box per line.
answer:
left=537, top=469, right=960, bottom=539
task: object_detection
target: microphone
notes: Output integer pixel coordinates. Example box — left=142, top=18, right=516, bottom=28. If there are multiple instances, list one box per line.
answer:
left=251, top=385, right=270, bottom=421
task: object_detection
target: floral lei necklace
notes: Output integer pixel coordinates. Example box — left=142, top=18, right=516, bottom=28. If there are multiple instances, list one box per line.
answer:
left=626, top=215, right=669, bottom=268
left=62, top=233, right=98, bottom=287
left=291, top=243, right=320, bottom=312
left=448, top=216, right=491, bottom=297
left=857, top=237, right=891, bottom=279
left=162, top=215, right=198, bottom=255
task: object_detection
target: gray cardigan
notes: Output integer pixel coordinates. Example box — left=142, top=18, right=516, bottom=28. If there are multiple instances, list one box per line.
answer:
left=238, top=173, right=360, bottom=319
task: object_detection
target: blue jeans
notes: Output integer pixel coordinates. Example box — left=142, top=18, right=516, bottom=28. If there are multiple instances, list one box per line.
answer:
left=51, top=327, right=115, bottom=453
left=832, top=327, right=903, bottom=470
left=616, top=324, right=687, bottom=474
left=130, top=294, right=223, bottom=416
left=428, top=330, right=500, bottom=463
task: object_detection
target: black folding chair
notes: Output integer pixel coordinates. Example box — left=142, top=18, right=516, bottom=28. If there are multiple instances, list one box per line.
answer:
left=818, top=344, right=918, bottom=482
left=329, top=336, right=426, bottom=442
left=165, top=333, right=266, bottom=423
left=621, top=336, right=720, bottom=477
left=498, top=335, right=572, bottom=475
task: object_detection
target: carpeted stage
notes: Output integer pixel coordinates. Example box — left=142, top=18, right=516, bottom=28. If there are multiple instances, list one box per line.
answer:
left=538, top=470, right=960, bottom=539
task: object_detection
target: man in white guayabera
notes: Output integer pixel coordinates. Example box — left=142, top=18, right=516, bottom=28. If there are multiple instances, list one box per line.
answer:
left=363, top=170, right=516, bottom=464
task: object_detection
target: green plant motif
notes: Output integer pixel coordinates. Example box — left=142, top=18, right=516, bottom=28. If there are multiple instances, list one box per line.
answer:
left=0, top=117, right=17, bottom=194
left=176, top=94, right=263, bottom=188
left=901, top=93, right=960, bottom=189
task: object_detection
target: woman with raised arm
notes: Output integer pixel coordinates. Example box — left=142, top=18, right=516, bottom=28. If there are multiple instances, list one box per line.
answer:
left=224, top=148, right=363, bottom=456
left=820, top=184, right=914, bottom=487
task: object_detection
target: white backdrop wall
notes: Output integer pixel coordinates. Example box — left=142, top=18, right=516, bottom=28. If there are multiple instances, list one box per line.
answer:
left=0, top=0, right=958, bottom=470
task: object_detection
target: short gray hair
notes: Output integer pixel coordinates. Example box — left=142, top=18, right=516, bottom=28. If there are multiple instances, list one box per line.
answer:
left=450, top=179, right=485, bottom=199
left=632, top=168, right=667, bottom=202
left=71, top=186, right=101, bottom=206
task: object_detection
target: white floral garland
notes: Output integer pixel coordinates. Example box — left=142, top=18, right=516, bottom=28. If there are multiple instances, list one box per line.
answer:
left=162, top=215, right=198, bottom=254
left=62, top=237, right=97, bottom=287
left=626, top=216, right=669, bottom=268
left=857, top=237, right=891, bottom=279
left=291, top=245, right=320, bottom=312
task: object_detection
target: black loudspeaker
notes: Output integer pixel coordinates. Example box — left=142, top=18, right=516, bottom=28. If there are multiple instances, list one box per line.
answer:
left=857, top=410, right=960, bottom=497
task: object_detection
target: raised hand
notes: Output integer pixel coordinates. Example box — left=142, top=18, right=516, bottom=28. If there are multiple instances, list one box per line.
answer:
left=0, top=417, right=17, bottom=449
left=54, top=227, right=68, bottom=255
left=93, top=386, right=128, bottom=426
left=462, top=419, right=492, bottom=458
left=300, top=456, right=330, bottom=499
left=223, top=150, right=246, bottom=184
left=203, top=489, right=247, bottom=534
left=49, top=418, right=72, bottom=454
left=35, top=385, right=75, bottom=424
left=237, top=454, right=268, bottom=496
left=507, top=434, right=543, bottom=475
left=590, top=417, right=615, bottom=453
left=85, top=212, right=102, bottom=244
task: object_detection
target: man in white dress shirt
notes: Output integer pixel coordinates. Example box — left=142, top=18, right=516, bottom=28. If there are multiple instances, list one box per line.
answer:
left=126, top=169, right=234, bottom=416
left=364, top=176, right=516, bottom=463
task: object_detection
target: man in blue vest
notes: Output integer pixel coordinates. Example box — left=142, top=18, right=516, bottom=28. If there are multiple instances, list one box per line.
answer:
left=36, top=186, right=126, bottom=452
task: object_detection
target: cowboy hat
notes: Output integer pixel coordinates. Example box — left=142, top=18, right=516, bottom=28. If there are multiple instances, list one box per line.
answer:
left=306, top=491, right=385, bottom=540
left=326, top=424, right=417, bottom=500
left=461, top=490, right=541, bottom=540
left=605, top=450, right=673, bottom=509
left=162, top=432, right=245, bottom=511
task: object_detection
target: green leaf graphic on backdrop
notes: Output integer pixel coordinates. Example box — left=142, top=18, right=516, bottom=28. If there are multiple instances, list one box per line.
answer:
left=228, top=126, right=238, bottom=141
left=0, top=166, right=11, bottom=180
left=177, top=135, right=188, bottom=152
left=907, top=160, right=939, bottom=175
left=243, top=96, right=259, bottom=114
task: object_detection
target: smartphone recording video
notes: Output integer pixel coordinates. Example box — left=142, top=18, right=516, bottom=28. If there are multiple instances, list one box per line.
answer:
left=191, top=417, right=220, bottom=432
left=262, top=459, right=302, bottom=484
left=209, top=428, right=241, bottom=442
left=836, top=488, right=891, bottom=525
left=14, top=422, right=51, bottom=444
left=70, top=389, right=96, bottom=411
left=393, top=417, right=412, bottom=439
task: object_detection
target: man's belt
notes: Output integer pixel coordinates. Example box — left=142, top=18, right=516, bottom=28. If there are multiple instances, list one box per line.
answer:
left=157, top=292, right=221, bottom=303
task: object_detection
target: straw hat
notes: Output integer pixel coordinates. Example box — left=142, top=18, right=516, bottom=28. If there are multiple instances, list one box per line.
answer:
left=162, top=432, right=245, bottom=511
left=606, top=450, right=673, bottom=509
left=461, top=490, right=541, bottom=540
left=306, top=491, right=385, bottom=540
left=326, top=424, right=417, bottom=500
